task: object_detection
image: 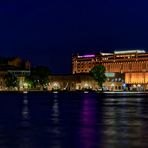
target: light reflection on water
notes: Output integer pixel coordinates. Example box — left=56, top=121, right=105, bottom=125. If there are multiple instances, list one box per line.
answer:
left=0, top=93, right=148, bottom=147
left=48, top=95, right=62, bottom=147
left=22, top=95, right=30, bottom=120
left=18, top=94, right=33, bottom=148
left=79, top=94, right=97, bottom=148
left=102, top=97, right=148, bottom=148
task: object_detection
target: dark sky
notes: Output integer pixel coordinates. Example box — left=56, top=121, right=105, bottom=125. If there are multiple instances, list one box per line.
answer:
left=0, top=0, right=148, bottom=73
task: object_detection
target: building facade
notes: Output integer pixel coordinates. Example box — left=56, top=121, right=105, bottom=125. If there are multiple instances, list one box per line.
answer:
left=0, top=57, right=31, bottom=91
left=48, top=73, right=125, bottom=91
left=72, top=50, right=148, bottom=91
left=48, top=74, right=98, bottom=91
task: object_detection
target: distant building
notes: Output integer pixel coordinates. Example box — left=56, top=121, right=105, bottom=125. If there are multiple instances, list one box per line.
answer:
left=0, top=57, right=31, bottom=90
left=72, top=49, right=148, bottom=91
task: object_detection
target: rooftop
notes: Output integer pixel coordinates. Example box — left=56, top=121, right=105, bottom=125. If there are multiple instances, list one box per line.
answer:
left=114, top=50, right=146, bottom=54
left=77, top=54, right=95, bottom=58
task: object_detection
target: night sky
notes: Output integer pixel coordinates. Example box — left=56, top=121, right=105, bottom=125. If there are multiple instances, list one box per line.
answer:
left=1, top=1, right=148, bottom=73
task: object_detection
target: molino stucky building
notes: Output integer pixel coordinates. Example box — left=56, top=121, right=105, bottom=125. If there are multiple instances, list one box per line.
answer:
left=72, top=49, right=148, bottom=90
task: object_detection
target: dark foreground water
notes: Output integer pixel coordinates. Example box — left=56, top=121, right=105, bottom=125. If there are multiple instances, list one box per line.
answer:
left=0, top=92, right=148, bottom=148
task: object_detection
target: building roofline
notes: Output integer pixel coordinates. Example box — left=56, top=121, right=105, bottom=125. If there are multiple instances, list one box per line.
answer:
left=114, top=50, right=146, bottom=54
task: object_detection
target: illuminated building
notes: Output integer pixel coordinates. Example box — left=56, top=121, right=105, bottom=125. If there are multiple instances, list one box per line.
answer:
left=72, top=50, right=148, bottom=90
left=48, top=74, right=98, bottom=91
left=0, top=57, right=31, bottom=90
left=48, top=73, right=125, bottom=91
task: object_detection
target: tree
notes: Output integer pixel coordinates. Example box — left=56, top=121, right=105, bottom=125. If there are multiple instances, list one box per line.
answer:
left=90, top=65, right=106, bottom=91
left=4, top=73, right=18, bottom=90
left=25, top=76, right=34, bottom=89
left=25, top=66, right=51, bottom=89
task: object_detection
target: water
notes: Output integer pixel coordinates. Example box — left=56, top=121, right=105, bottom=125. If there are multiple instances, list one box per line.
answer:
left=0, top=92, right=148, bottom=148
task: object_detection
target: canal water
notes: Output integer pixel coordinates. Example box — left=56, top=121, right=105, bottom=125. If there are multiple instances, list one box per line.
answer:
left=0, top=92, right=148, bottom=148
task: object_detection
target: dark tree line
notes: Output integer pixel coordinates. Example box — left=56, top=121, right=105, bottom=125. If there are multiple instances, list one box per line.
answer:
left=25, top=66, right=51, bottom=89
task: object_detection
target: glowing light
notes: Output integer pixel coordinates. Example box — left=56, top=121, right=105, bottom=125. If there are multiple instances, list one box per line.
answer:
left=123, top=83, right=126, bottom=87
left=23, top=82, right=28, bottom=88
left=84, top=83, right=89, bottom=87
left=111, top=83, right=115, bottom=87
left=78, top=54, right=95, bottom=58
left=114, top=50, right=145, bottom=54
left=52, top=82, right=60, bottom=90
left=100, top=52, right=113, bottom=55
left=105, top=72, right=115, bottom=77
left=53, top=82, right=58, bottom=87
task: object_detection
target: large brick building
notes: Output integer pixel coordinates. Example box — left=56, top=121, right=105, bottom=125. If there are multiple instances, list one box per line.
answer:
left=72, top=50, right=148, bottom=91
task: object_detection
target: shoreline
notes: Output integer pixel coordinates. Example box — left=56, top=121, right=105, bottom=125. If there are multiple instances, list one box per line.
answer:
left=0, top=90, right=148, bottom=94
